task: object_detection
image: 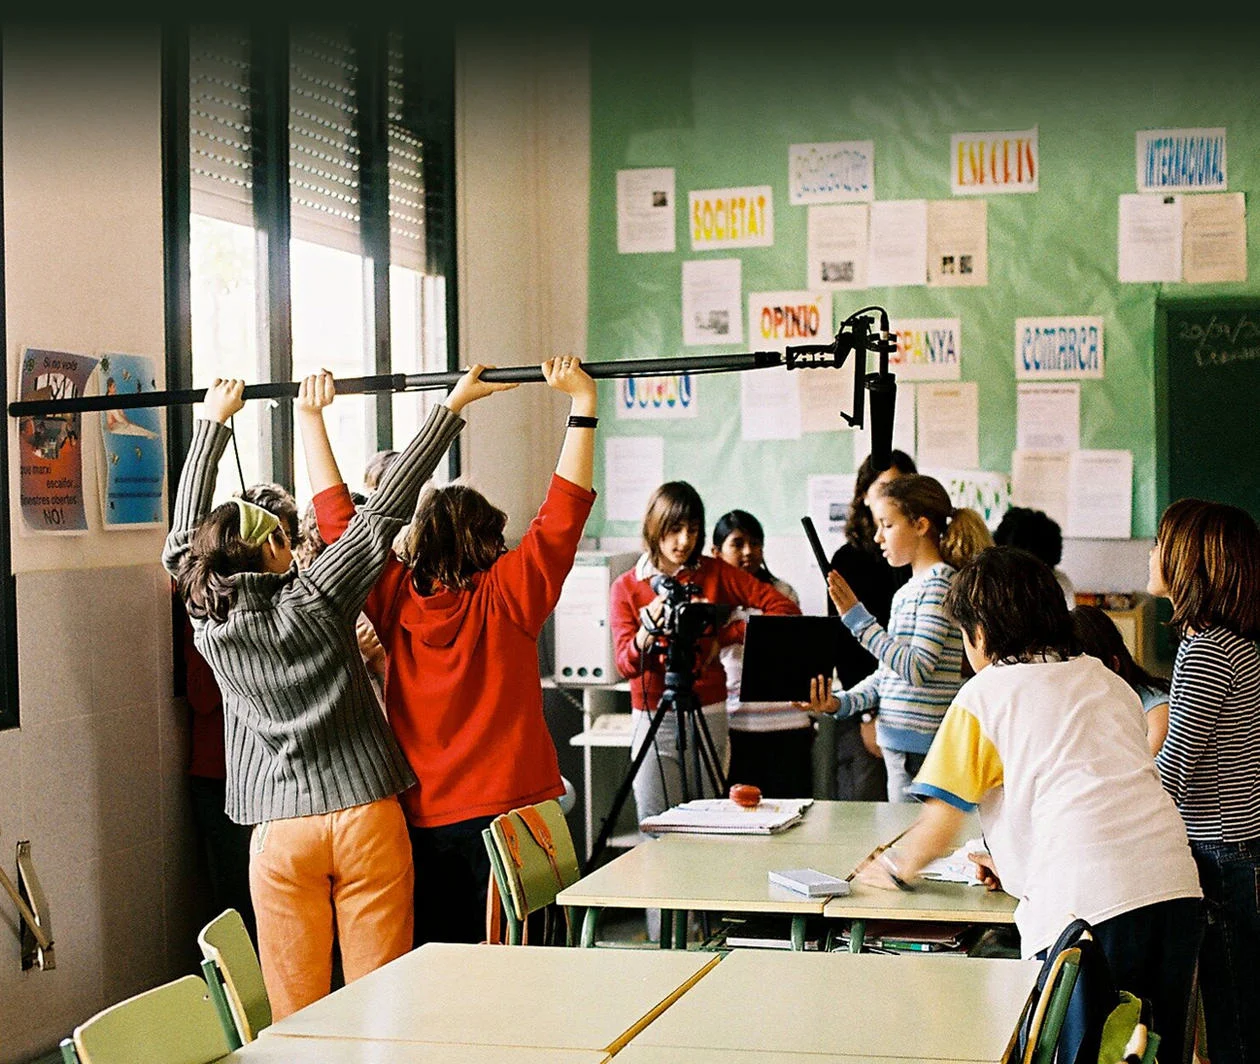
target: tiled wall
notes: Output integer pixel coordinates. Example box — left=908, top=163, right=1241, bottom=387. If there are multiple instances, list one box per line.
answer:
left=0, top=565, right=207, bottom=1063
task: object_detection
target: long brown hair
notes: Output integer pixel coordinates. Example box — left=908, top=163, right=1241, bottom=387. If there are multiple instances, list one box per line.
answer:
left=874, top=474, right=991, bottom=569
left=399, top=484, right=507, bottom=593
left=846, top=449, right=916, bottom=550
left=1157, top=498, right=1260, bottom=638
left=642, top=481, right=705, bottom=570
left=175, top=503, right=266, bottom=623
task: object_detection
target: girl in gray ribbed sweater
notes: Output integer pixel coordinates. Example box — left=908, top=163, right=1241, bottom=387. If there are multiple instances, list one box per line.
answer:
left=163, top=369, right=509, bottom=1018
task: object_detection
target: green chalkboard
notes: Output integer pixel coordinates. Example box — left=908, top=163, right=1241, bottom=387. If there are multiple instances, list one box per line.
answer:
left=1156, top=299, right=1260, bottom=519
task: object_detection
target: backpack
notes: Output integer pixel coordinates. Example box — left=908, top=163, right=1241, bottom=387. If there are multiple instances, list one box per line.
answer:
left=1015, top=918, right=1157, bottom=1064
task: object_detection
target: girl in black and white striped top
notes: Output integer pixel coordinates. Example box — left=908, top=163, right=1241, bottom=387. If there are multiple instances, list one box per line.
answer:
left=1149, top=498, right=1260, bottom=1064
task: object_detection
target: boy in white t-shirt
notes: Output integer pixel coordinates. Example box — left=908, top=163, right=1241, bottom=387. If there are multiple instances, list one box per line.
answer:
left=855, top=546, right=1203, bottom=1064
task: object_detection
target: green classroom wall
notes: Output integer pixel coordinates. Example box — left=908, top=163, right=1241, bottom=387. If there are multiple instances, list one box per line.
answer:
left=585, top=22, right=1260, bottom=543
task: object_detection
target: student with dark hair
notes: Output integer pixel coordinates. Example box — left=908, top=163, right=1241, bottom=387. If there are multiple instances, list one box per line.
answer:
left=1071, top=604, right=1170, bottom=755
left=710, top=509, right=812, bottom=798
left=237, top=482, right=299, bottom=546
left=1149, top=498, right=1260, bottom=1064
left=825, top=449, right=916, bottom=801
left=362, top=449, right=399, bottom=493
left=163, top=368, right=500, bottom=1019
left=611, top=482, right=799, bottom=830
left=857, top=546, right=1202, bottom=1064
left=801, top=474, right=979, bottom=801
left=994, top=505, right=1074, bottom=608
left=314, top=356, right=597, bottom=948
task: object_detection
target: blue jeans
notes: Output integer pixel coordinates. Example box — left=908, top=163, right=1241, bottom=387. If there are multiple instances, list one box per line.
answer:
left=1192, top=837, right=1260, bottom=1064
left=1037, top=898, right=1203, bottom=1064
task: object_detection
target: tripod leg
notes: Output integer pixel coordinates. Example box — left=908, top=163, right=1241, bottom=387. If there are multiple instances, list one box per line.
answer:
left=584, top=702, right=672, bottom=873
left=689, top=701, right=729, bottom=796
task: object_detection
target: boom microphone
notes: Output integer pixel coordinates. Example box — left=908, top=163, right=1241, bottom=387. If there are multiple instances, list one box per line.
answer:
left=867, top=373, right=897, bottom=470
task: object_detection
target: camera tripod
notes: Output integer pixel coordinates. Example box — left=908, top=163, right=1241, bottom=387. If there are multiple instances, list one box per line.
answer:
left=585, top=628, right=727, bottom=873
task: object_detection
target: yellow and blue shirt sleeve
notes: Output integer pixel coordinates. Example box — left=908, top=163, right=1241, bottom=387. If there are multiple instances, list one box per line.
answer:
left=908, top=704, right=1003, bottom=811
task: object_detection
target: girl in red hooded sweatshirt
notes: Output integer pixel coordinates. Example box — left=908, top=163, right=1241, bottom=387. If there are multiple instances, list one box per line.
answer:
left=312, top=357, right=597, bottom=946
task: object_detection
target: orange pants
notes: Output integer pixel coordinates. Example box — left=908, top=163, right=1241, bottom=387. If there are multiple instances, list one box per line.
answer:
left=249, top=797, right=414, bottom=1020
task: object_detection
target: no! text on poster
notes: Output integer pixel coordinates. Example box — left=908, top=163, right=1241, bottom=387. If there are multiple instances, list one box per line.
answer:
left=17, top=348, right=98, bottom=533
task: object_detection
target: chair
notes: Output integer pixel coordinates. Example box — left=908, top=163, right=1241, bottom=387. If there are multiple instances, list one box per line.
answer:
left=484, top=798, right=581, bottom=946
left=1021, top=944, right=1082, bottom=1064
left=197, top=907, right=271, bottom=1047
left=67, top=974, right=232, bottom=1064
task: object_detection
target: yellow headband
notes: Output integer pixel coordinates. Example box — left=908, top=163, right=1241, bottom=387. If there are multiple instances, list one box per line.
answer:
left=229, top=498, right=280, bottom=547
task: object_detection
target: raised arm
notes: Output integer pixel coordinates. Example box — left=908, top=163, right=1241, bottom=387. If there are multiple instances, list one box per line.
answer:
left=840, top=570, right=954, bottom=687
left=296, top=369, right=342, bottom=496
left=161, top=379, right=245, bottom=577
left=542, top=355, right=597, bottom=490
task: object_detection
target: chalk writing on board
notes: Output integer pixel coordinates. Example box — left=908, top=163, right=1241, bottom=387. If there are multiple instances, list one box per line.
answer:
left=1176, top=313, right=1260, bottom=368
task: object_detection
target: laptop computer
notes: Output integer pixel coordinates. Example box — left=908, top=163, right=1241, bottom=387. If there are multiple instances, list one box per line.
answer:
left=738, top=614, right=846, bottom=703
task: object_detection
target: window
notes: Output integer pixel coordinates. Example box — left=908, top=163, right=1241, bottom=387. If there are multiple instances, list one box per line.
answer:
left=173, top=24, right=457, bottom=510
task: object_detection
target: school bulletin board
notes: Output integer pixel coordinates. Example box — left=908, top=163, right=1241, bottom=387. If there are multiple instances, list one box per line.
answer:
left=584, top=23, right=1260, bottom=551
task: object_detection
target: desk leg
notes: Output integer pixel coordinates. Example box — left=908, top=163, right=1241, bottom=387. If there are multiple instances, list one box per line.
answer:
left=673, top=910, right=688, bottom=950
left=580, top=907, right=601, bottom=948
left=790, top=916, right=806, bottom=951
left=848, top=918, right=866, bottom=954
left=582, top=690, right=595, bottom=861
left=659, top=909, right=674, bottom=949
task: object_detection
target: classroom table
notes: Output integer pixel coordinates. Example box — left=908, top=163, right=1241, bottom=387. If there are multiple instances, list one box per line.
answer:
left=264, top=941, right=719, bottom=1055
left=622, top=948, right=1040, bottom=1063
left=219, top=1038, right=608, bottom=1064
left=557, top=800, right=1016, bottom=951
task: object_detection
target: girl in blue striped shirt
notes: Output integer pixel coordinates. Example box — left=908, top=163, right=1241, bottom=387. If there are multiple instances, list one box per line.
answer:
left=800, top=475, right=989, bottom=801
left=1149, top=498, right=1260, bottom=1064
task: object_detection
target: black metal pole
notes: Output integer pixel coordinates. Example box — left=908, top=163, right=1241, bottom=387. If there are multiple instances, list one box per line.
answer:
left=9, top=351, right=783, bottom=418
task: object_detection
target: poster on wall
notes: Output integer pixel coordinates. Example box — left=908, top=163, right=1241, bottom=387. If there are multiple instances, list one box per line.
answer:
left=788, top=141, right=875, bottom=204
left=951, top=127, right=1038, bottom=195
left=889, top=318, right=962, bottom=380
left=615, top=375, right=698, bottom=420
left=807, top=204, right=869, bottom=290
left=682, top=258, right=743, bottom=346
left=97, top=353, right=166, bottom=528
left=927, top=199, right=987, bottom=287
left=17, top=347, right=98, bottom=533
left=690, top=185, right=774, bottom=250
left=617, top=167, right=676, bottom=253
left=603, top=435, right=664, bottom=521
left=867, top=200, right=928, bottom=287
left=923, top=468, right=1011, bottom=531
left=1136, top=128, right=1226, bottom=193
left=1015, top=316, right=1104, bottom=380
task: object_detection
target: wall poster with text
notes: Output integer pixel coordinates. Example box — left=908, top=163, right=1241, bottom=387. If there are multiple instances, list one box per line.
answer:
left=97, top=352, right=166, bottom=528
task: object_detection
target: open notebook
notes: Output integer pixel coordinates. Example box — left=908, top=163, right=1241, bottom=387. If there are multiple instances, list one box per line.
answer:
left=639, top=798, right=813, bottom=835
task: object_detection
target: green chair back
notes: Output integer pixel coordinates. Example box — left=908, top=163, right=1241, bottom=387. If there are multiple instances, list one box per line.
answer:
left=1024, top=945, right=1082, bottom=1064
left=72, top=974, right=232, bottom=1064
left=197, top=907, right=271, bottom=1045
left=488, top=799, right=581, bottom=945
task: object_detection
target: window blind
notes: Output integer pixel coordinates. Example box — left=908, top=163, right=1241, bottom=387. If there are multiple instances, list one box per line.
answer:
left=387, top=38, right=425, bottom=272
left=189, top=28, right=253, bottom=227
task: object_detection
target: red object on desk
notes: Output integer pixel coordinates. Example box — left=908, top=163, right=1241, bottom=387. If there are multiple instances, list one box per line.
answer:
left=729, top=783, right=762, bottom=808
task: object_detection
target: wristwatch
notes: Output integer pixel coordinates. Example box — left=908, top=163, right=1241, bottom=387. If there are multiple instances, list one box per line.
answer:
left=860, top=711, right=877, bottom=724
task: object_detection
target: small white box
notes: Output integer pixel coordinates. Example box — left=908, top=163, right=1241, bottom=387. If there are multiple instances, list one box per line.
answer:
left=553, top=551, right=637, bottom=684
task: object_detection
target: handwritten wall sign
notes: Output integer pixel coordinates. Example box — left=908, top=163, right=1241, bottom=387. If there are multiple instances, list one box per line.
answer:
left=1137, top=128, right=1227, bottom=193
left=951, top=127, right=1038, bottom=195
left=1173, top=310, right=1260, bottom=369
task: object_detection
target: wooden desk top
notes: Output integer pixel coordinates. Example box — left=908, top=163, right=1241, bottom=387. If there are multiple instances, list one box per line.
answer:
left=559, top=802, right=1016, bottom=923
left=222, top=1036, right=608, bottom=1064
left=617, top=1050, right=926, bottom=1064
left=265, top=942, right=718, bottom=1053
left=628, top=949, right=1039, bottom=1062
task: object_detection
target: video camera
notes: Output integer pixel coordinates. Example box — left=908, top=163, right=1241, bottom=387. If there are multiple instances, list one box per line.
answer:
left=645, top=574, right=729, bottom=648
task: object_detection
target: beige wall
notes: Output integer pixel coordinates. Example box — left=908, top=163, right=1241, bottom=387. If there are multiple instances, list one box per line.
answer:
left=0, top=26, right=592, bottom=1063
left=455, top=30, right=590, bottom=542
left=0, top=27, right=201, bottom=1064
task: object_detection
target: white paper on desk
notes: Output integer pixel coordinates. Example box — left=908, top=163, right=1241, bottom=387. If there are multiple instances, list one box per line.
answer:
left=1119, top=193, right=1182, bottom=283
left=868, top=200, right=928, bottom=287
left=1017, top=382, right=1080, bottom=451
left=919, top=838, right=986, bottom=886
left=1066, top=449, right=1132, bottom=539
left=915, top=382, right=978, bottom=469
left=641, top=797, right=812, bottom=835
left=1010, top=450, right=1071, bottom=528
left=1183, top=192, right=1247, bottom=284
left=617, top=167, right=676, bottom=254
left=603, top=436, right=664, bottom=522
